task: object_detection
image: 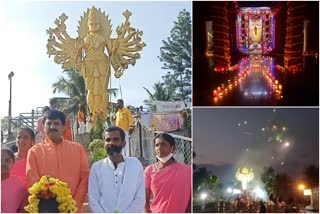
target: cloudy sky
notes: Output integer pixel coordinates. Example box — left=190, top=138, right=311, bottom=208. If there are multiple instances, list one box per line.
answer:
left=194, top=108, right=319, bottom=178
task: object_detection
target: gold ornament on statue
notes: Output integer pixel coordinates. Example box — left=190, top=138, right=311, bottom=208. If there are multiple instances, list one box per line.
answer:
left=46, top=7, right=146, bottom=114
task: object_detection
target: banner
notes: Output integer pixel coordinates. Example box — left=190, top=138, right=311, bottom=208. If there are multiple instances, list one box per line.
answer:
left=150, top=112, right=180, bottom=132
left=154, top=101, right=185, bottom=112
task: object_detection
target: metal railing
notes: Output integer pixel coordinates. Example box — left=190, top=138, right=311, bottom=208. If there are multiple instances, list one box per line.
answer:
left=2, top=140, right=16, bottom=148
left=2, top=108, right=43, bottom=144
left=129, top=121, right=192, bottom=166
left=18, top=110, right=43, bottom=130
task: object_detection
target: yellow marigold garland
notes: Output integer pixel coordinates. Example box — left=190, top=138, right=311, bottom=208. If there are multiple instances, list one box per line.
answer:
left=24, top=176, right=77, bottom=213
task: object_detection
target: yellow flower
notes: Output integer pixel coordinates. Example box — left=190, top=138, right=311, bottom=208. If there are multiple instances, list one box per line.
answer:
left=28, top=195, right=38, bottom=203
left=58, top=203, right=67, bottom=211
left=40, top=176, right=48, bottom=183
left=25, top=176, right=77, bottom=213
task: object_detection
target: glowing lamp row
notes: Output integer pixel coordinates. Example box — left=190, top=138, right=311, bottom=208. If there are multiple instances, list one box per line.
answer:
left=287, top=66, right=302, bottom=73
left=213, top=78, right=240, bottom=97
left=275, top=65, right=286, bottom=72
left=213, top=64, right=238, bottom=73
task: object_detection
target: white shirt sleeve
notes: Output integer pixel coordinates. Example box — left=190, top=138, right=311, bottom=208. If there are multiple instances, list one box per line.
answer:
left=88, top=163, right=105, bottom=213
left=124, top=162, right=146, bottom=213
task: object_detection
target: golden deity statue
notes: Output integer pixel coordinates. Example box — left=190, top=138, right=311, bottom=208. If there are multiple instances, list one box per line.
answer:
left=46, top=7, right=146, bottom=114
left=235, top=167, right=254, bottom=190
left=249, top=20, right=262, bottom=44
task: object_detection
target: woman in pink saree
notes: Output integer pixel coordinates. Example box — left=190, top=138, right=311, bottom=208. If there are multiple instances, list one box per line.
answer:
left=144, top=133, right=191, bottom=213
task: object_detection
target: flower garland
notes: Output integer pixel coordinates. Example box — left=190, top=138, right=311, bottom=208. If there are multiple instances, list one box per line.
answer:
left=24, top=176, right=77, bottom=213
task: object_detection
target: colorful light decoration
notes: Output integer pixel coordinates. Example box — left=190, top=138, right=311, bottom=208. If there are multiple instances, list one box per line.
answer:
left=237, top=7, right=274, bottom=54
left=276, top=65, right=286, bottom=72
left=213, top=64, right=239, bottom=73
left=271, top=15, right=275, bottom=49
left=213, top=56, right=283, bottom=103
left=235, top=167, right=254, bottom=190
left=275, top=64, right=302, bottom=73
left=211, top=2, right=231, bottom=70
left=284, top=2, right=305, bottom=72
left=213, top=90, right=218, bottom=97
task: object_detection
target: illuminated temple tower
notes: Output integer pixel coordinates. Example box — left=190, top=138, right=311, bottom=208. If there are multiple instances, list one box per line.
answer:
left=284, top=2, right=305, bottom=71
left=209, top=2, right=231, bottom=70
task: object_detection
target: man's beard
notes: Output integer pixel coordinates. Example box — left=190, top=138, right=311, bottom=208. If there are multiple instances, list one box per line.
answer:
left=105, top=145, right=122, bottom=157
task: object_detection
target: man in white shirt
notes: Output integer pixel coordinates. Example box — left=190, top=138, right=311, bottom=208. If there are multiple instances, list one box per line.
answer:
left=88, top=126, right=145, bottom=213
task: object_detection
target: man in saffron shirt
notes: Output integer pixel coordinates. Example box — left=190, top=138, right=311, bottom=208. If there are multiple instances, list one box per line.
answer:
left=36, top=107, right=73, bottom=142
left=77, top=108, right=85, bottom=134
left=26, top=110, right=89, bottom=212
left=35, top=106, right=50, bottom=143
left=115, top=99, right=134, bottom=157
left=63, top=109, right=73, bottom=141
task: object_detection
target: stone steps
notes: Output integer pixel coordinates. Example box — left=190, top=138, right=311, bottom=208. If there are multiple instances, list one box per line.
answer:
left=74, top=133, right=91, bottom=149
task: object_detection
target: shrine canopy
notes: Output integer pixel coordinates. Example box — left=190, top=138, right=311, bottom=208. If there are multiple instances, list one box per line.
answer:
left=237, top=7, right=274, bottom=54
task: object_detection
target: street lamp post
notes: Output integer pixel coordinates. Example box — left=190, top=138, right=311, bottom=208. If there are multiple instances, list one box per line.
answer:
left=8, top=71, right=14, bottom=138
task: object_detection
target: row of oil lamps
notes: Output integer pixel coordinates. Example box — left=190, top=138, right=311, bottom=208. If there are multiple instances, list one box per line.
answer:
left=213, top=61, right=283, bottom=100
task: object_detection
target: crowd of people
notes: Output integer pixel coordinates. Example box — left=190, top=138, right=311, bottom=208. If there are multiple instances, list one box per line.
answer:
left=194, top=196, right=316, bottom=213
left=1, top=101, right=191, bottom=213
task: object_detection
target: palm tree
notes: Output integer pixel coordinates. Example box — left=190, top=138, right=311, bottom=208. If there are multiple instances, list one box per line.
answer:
left=143, top=81, right=176, bottom=111
left=52, top=69, right=87, bottom=115
left=108, top=88, right=119, bottom=99
left=143, top=81, right=176, bottom=101
left=198, top=175, right=219, bottom=197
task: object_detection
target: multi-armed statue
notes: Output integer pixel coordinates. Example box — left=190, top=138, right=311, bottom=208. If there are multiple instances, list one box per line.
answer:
left=46, top=6, right=146, bottom=114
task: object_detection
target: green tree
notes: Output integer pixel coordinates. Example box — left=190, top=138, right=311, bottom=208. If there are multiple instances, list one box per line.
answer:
left=261, top=167, right=293, bottom=202
left=52, top=69, right=87, bottom=114
left=143, top=82, right=175, bottom=101
left=143, top=82, right=176, bottom=111
left=261, top=166, right=277, bottom=198
left=88, top=139, right=106, bottom=166
left=1, top=117, right=9, bottom=135
left=158, top=9, right=192, bottom=103
left=198, top=175, right=219, bottom=198
left=1, top=117, right=20, bottom=141
left=193, top=167, right=214, bottom=195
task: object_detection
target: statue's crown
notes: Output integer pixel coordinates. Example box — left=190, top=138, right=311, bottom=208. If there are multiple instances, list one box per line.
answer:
left=88, top=7, right=98, bottom=20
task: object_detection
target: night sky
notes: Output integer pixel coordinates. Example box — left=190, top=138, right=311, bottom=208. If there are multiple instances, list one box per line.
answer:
left=193, top=108, right=319, bottom=180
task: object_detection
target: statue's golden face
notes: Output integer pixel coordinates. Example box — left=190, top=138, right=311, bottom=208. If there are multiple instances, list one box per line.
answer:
left=88, top=18, right=100, bottom=33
